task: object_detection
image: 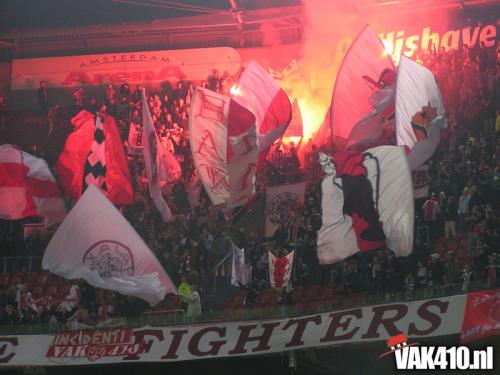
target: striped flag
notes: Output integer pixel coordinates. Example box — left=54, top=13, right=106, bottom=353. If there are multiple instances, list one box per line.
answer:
left=142, top=89, right=173, bottom=222
left=56, top=110, right=133, bottom=205
left=82, top=114, right=107, bottom=194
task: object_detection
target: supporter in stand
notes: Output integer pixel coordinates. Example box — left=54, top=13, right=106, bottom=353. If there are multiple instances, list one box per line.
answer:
left=182, top=283, right=201, bottom=322
left=37, top=81, right=49, bottom=113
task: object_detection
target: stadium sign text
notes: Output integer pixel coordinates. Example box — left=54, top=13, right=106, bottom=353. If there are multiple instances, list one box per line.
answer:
left=10, top=47, right=241, bottom=90
left=378, top=23, right=497, bottom=57
left=0, top=295, right=468, bottom=366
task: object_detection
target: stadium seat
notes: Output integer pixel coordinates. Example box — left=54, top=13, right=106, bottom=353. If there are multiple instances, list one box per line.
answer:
left=446, top=238, right=458, bottom=251
left=32, top=285, right=44, bottom=298
left=35, top=274, right=48, bottom=286
left=58, top=284, right=71, bottom=297
left=291, top=286, right=304, bottom=304
left=45, top=285, right=58, bottom=295
left=304, top=284, right=320, bottom=301
left=458, top=235, right=468, bottom=248
left=316, top=285, right=336, bottom=300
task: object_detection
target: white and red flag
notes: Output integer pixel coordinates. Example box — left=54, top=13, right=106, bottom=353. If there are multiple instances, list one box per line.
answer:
left=330, top=25, right=395, bottom=148
left=56, top=110, right=133, bottom=205
left=42, top=185, right=176, bottom=306
left=142, top=89, right=177, bottom=222
left=396, top=56, right=446, bottom=169
left=317, top=146, right=414, bottom=264
left=189, top=87, right=258, bottom=209
left=268, top=250, right=294, bottom=289
left=0, top=144, right=66, bottom=225
left=231, top=60, right=292, bottom=153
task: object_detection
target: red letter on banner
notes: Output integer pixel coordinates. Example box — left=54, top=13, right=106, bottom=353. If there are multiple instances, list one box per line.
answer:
left=0, top=337, right=18, bottom=363
left=188, top=327, right=227, bottom=357
left=320, top=309, right=362, bottom=342
left=123, top=329, right=163, bottom=360
left=408, top=299, right=449, bottom=335
left=161, top=329, right=189, bottom=359
left=229, top=323, right=280, bottom=354
left=282, top=315, right=322, bottom=348
left=361, top=304, right=408, bottom=339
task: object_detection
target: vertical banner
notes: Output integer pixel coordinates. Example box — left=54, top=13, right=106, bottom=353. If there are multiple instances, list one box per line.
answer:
left=127, top=123, right=143, bottom=155
left=265, top=182, right=306, bottom=236
left=268, top=250, right=294, bottom=289
left=460, top=290, right=500, bottom=344
left=231, top=245, right=247, bottom=287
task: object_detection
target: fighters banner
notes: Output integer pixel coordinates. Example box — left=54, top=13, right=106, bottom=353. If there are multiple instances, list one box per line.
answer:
left=460, top=290, right=500, bottom=344
left=0, top=294, right=466, bottom=366
left=265, top=182, right=306, bottom=237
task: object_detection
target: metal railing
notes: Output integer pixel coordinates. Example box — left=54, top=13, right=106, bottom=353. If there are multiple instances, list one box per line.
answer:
left=0, top=256, right=43, bottom=274
left=208, top=250, right=233, bottom=295
left=0, top=281, right=491, bottom=336
left=140, top=309, right=185, bottom=326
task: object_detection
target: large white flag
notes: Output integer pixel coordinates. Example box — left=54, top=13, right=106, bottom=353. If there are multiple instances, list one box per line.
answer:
left=268, top=250, right=294, bottom=289
left=42, top=185, right=176, bottom=306
left=189, top=87, right=230, bottom=206
left=317, top=146, right=414, bottom=264
left=189, top=87, right=258, bottom=209
left=142, top=89, right=173, bottom=222
left=396, top=56, right=446, bottom=169
left=0, top=144, right=66, bottom=226
left=330, top=25, right=395, bottom=144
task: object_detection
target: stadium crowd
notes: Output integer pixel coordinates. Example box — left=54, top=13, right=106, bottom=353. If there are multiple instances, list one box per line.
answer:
left=0, top=41, right=498, bottom=328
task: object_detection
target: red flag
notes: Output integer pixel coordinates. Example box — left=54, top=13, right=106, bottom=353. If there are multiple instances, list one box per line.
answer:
left=0, top=145, right=66, bottom=225
left=461, top=290, right=500, bottom=344
left=56, top=110, right=133, bottom=205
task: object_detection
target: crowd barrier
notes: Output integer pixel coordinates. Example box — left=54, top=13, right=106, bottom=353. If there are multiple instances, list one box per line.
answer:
left=0, top=280, right=488, bottom=336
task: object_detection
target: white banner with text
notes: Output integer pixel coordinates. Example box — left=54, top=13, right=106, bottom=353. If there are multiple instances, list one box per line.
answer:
left=0, top=294, right=467, bottom=366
